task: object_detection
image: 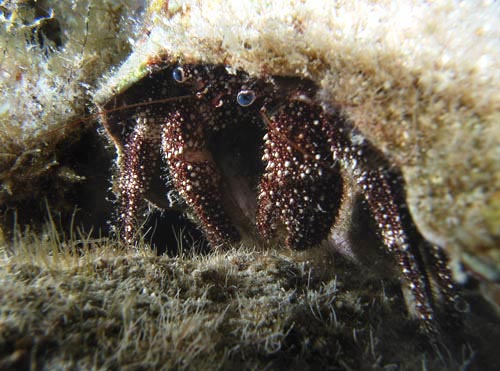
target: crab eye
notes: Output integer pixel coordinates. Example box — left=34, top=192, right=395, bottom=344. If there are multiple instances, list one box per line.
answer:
left=236, top=89, right=256, bottom=107
left=172, top=66, right=187, bottom=83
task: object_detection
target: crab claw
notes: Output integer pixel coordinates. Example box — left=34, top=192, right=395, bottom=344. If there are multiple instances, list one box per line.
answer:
left=161, top=100, right=241, bottom=247
left=256, top=100, right=343, bottom=249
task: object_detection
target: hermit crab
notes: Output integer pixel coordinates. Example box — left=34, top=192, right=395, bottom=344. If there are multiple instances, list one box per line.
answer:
left=97, top=59, right=462, bottom=334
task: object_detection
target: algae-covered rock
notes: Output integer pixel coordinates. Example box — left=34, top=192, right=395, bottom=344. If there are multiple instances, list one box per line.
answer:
left=0, top=0, right=141, bottom=232
left=2, top=232, right=499, bottom=370
left=96, top=0, right=500, bottom=280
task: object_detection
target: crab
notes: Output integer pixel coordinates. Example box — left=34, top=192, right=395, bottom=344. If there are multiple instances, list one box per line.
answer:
left=98, top=60, right=462, bottom=334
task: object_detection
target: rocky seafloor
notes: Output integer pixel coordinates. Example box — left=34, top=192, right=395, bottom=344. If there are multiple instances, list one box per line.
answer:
left=1, top=230, right=500, bottom=370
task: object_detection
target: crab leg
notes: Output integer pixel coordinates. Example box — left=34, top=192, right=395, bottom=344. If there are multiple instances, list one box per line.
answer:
left=161, top=102, right=241, bottom=246
left=257, top=100, right=343, bottom=249
left=426, top=243, right=464, bottom=327
left=324, top=115, right=439, bottom=332
left=119, top=117, right=161, bottom=243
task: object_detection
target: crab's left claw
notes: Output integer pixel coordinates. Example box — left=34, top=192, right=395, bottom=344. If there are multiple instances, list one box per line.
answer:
left=257, top=100, right=343, bottom=249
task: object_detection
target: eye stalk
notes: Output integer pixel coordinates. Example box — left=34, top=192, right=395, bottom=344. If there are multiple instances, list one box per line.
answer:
left=172, top=66, right=187, bottom=83
left=236, top=89, right=256, bottom=107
